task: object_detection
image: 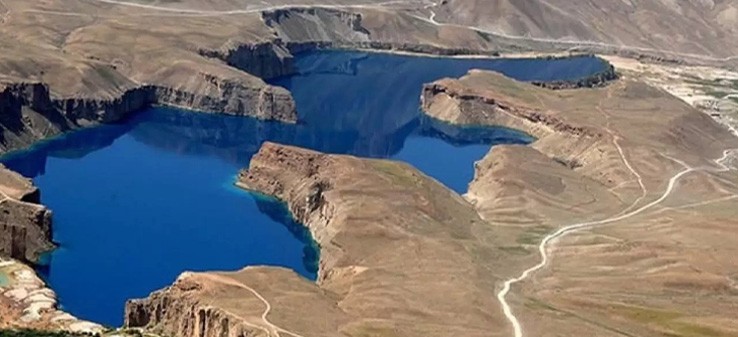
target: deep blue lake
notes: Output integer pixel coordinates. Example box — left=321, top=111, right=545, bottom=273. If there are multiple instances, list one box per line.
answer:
left=0, top=51, right=607, bottom=326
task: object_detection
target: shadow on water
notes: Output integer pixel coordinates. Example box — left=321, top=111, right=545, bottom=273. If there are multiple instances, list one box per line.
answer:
left=0, top=50, right=606, bottom=326
left=1, top=123, right=135, bottom=178
left=251, top=193, right=320, bottom=274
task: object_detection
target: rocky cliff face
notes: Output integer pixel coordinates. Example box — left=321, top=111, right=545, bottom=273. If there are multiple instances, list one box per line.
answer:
left=57, top=86, right=155, bottom=124
left=530, top=62, right=618, bottom=90
left=125, top=276, right=240, bottom=337
left=262, top=8, right=371, bottom=43
left=154, top=82, right=296, bottom=122
left=198, top=41, right=295, bottom=80
left=235, top=145, right=339, bottom=280
left=125, top=267, right=348, bottom=337
left=0, top=165, right=53, bottom=263
left=421, top=75, right=600, bottom=139
left=0, top=78, right=296, bottom=154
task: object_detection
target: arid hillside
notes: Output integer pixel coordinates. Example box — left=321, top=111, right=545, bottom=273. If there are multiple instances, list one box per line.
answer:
left=422, top=70, right=738, bottom=336
left=432, top=0, right=738, bottom=59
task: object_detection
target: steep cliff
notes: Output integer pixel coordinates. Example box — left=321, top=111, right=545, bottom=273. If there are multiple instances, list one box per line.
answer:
left=198, top=41, right=295, bottom=80
left=0, top=79, right=296, bottom=154
left=0, top=165, right=53, bottom=263
left=126, top=267, right=347, bottom=337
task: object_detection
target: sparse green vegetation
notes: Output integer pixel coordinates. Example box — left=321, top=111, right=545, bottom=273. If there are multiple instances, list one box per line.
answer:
left=119, top=330, right=142, bottom=337
left=498, top=245, right=530, bottom=255
left=523, top=298, right=559, bottom=312
left=370, top=161, right=423, bottom=187
left=516, top=225, right=551, bottom=245
left=0, top=329, right=94, bottom=337
left=610, top=304, right=725, bottom=337
left=702, top=88, right=730, bottom=99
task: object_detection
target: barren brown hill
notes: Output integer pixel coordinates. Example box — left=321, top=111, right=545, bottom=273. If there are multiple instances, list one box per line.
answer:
left=431, top=0, right=738, bottom=60
left=422, top=71, right=738, bottom=336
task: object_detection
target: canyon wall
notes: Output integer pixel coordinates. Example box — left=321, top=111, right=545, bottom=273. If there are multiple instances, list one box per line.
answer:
left=0, top=80, right=296, bottom=154
left=0, top=165, right=53, bottom=263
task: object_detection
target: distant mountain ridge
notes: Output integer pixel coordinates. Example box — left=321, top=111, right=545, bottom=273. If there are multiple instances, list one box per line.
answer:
left=434, top=0, right=738, bottom=58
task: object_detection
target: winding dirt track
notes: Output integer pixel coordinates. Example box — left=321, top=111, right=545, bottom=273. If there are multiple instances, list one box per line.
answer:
left=200, top=273, right=305, bottom=337
left=495, top=148, right=736, bottom=337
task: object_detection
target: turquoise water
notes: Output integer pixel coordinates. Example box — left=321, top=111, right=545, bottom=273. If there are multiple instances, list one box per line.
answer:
left=0, top=50, right=607, bottom=326
left=0, top=272, right=8, bottom=287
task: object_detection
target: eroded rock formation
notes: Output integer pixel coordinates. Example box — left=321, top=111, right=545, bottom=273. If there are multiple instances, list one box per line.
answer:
left=0, top=165, right=53, bottom=263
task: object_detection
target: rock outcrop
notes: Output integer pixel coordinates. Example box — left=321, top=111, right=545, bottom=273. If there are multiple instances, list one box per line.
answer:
left=530, top=62, right=618, bottom=90
left=198, top=41, right=295, bottom=80
left=0, top=165, right=53, bottom=263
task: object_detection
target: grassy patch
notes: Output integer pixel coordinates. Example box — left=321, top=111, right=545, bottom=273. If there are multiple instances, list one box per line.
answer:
left=350, top=326, right=402, bottom=337
left=702, top=88, right=730, bottom=99
left=498, top=245, right=530, bottom=255
left=523, top=298, right=559, bottom=312
left=369, top=161, right=423, bottom=187
left=516, top=225, right=551, bottom=245
left=516, top=233, right=541, bottom=245
left=610, top=304, right=725, bottom=337
left=0, top=329, right=94, bottom=337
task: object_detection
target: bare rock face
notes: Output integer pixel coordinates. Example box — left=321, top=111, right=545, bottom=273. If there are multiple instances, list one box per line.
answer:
left=421, top=74, right=600, bottom=139
left=0, top=76, right=297, bottom=154
left=125, top=267, right=348, bottom=337
left=0, top=165, right=53, bottom=263
left=198, top=41, right=295, bottom=80
left=153, top=81, right=296, bottom=122
left=262, top=8, right=371, bottom=43
left=530, top=62, right=618, bottom=90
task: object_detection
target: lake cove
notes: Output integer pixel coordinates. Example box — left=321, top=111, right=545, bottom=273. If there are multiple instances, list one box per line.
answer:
left=0, top=50, right=608, bottom=326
